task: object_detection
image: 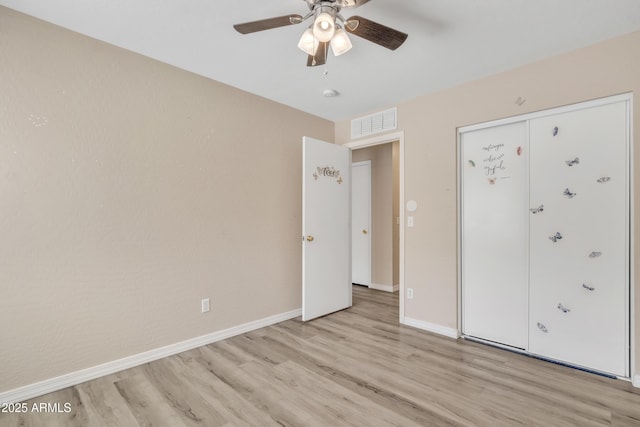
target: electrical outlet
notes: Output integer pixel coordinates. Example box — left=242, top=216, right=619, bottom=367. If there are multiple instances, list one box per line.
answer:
left=201, top=298, right=210, bottom=313
left=407, top=288, right=414, bottom=299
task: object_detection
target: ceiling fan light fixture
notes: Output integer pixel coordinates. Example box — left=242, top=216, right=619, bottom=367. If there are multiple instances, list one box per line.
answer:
left=330, top=28, right=352, bottom=56
left=297, top=28, right=319, bottom=55
left=313, top=12, right=335, bottom=42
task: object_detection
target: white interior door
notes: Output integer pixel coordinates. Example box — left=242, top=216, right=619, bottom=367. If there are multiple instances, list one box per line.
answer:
left=352, top=161, right=371, bottom=286
left=302, top=136, right=352, bottom=321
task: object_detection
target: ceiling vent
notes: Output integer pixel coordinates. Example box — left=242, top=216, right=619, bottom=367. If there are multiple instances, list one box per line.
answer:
left=350, top=107, right=397, bottom=140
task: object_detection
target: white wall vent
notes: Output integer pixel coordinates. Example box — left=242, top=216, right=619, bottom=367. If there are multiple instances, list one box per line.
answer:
left=351, top=107, right=397, bottom=140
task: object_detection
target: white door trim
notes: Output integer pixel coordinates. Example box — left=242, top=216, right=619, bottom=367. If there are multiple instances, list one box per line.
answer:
left=627, top=95, right=635, bottom=386
left=345, top=131, right=405, bottom=323
left=459, top=93, right=632, bottom=133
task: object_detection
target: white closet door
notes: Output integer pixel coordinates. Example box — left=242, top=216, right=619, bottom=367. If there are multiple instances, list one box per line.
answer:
left=461, top=121, right=529, bottom=349
left=529, top=101, right=628, bottom=376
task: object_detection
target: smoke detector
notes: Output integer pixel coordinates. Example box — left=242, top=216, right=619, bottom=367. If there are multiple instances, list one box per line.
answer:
left=323, top=88, right=339, bottom=97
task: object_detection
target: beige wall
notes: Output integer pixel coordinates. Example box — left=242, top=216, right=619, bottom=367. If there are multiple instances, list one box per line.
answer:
left=0, top=7, right=333, bottom=393
left=337, top=31, right=640, bottom=370
left=352, top=144, right=394, bottom=287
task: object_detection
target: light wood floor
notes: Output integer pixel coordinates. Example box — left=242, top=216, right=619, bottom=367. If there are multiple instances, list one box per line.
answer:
left=2, top=285, right=640, bottom=426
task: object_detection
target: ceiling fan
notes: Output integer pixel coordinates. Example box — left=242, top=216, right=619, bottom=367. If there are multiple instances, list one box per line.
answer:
left=233, top=0, right=408, bottom=66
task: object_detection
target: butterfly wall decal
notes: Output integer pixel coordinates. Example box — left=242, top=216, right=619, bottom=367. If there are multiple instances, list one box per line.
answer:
left=549, top=232, right=563, bottom=243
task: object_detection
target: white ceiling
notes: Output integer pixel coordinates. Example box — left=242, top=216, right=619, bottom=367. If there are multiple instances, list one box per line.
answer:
left=2, top=0, right=640, bottom=121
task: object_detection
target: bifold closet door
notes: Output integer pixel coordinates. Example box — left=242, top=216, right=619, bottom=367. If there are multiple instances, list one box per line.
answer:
left=461, top=121, right=529, bottom=349
left=529, top=101, right=628, bottom=376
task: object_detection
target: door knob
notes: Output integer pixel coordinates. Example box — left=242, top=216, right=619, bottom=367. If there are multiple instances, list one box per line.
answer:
left=362, top=229, right=368, bottom=235
left=306, top=235, right=314, bottom=242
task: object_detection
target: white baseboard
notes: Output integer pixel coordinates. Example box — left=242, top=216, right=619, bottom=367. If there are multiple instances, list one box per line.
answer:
left=403, top=317, right=460, bottom=339
left=633, top=374, right=640, bottom=389
left=369, top=283, right=398, bottom=293
left=0, top=308, right=302, bottom=404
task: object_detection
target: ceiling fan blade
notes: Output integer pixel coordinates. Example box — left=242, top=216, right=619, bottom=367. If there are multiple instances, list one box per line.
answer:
left=233, top=14, right=303, bottom=34
left=307, top=42, right=329, bottom=67
left=345, top=16, right=407, bottom=50
left=337, top=0, right=371, bottom=8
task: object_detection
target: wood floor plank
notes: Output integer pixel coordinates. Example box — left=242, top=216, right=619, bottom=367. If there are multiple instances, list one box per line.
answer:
left=195, top=346, right=311, bottom=426
left=238, top=360, right=344, bottom=427
left=169, top=350, right=282, bottom=427
left=260, top=328, right=462, bottom=425
left=75, top=376, right=141, bottom=427
left=139, top=358, right=228, bottom=426
left=114, top=372, right=189, bottom=427
left=2, top=286, right=640, bottom=426
left=271, top=360, right=423, bottom=427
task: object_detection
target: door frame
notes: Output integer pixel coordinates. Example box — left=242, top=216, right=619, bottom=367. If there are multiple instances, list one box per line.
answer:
left=352, top=160, right=372, bottom=287
left=345, top=131, right=406, bottom=323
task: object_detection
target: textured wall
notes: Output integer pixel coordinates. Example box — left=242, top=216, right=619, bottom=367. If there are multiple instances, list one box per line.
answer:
left=0, top=7, right=333, bottom=393
left=336, top=31, right=640, bottom=371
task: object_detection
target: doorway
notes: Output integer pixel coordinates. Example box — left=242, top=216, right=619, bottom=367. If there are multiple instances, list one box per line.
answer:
left=346, top=132, right=405, bottom=322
